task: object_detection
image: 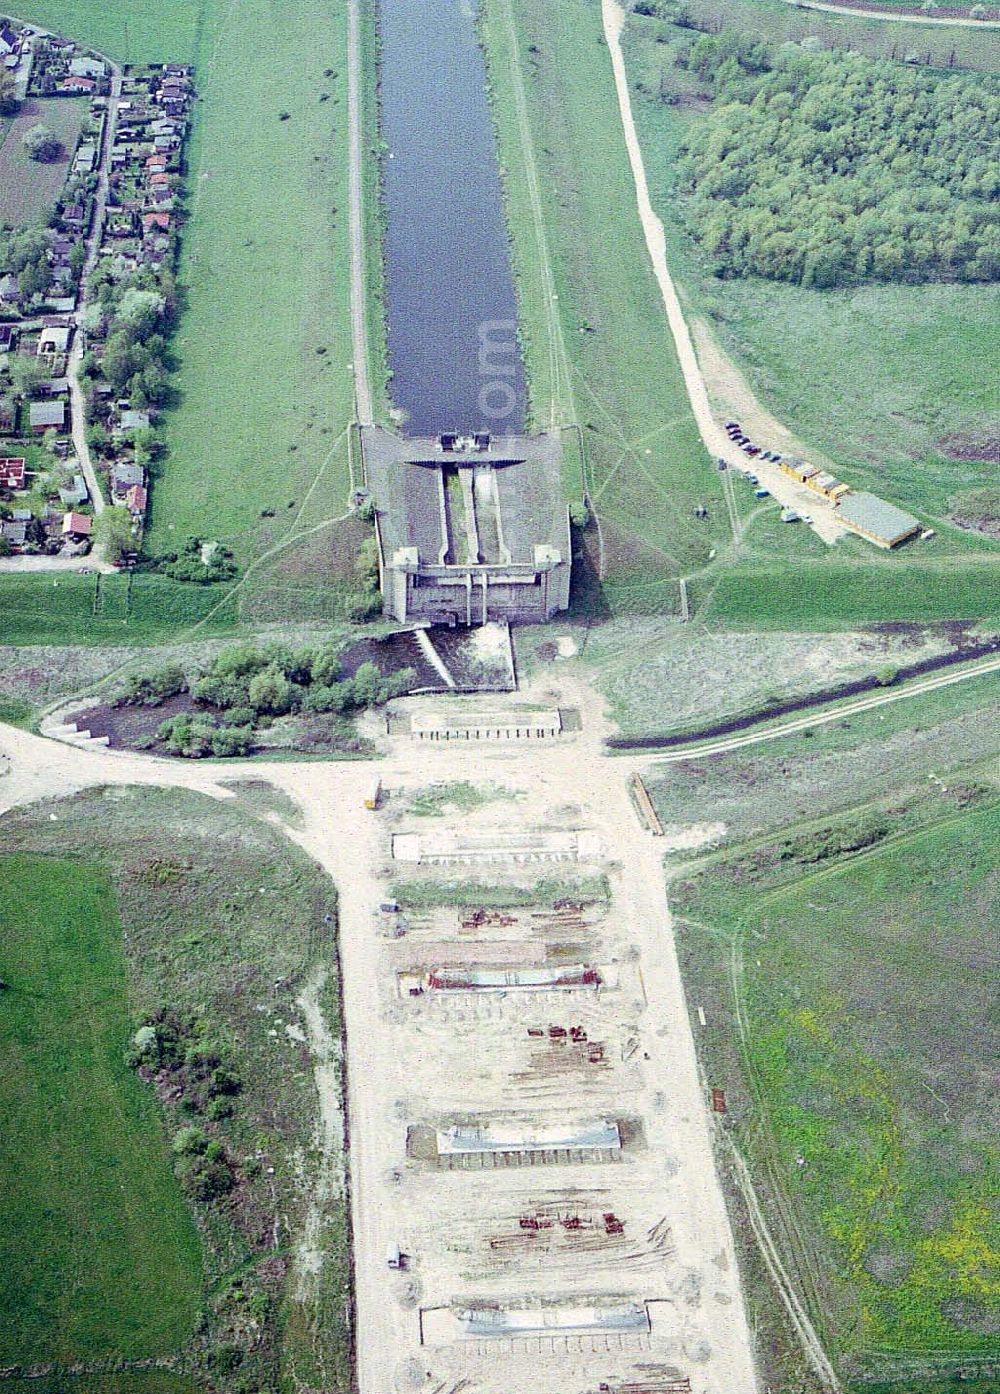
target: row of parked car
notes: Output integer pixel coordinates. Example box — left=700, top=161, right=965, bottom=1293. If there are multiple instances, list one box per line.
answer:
left=722, top=421, right=809, bottom=523
left=724, top=420, right=785, bottom=464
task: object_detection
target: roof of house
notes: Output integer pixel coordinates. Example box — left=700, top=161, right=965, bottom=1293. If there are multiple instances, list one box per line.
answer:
left=61, top=75, right=96, bottom=92
left=118, top=409, right=151, bottom=432
left=142, top=212, right=171, bottom=230
left=38, top=326, right=72, bottom=353
left=111, top=460, right=144, bottom=486
left=29, top=400, right=66, bottom=428
left=69, top=55, right=106, bottom=77
left=0, top=456, right=26, bottom=483
left=836, top=491, right=920, bottom=544
left=62, top=510, right=92, bottom=535
left=1, top=520, right=27, bottom=543
left=125, top=483, right=147, bottom=512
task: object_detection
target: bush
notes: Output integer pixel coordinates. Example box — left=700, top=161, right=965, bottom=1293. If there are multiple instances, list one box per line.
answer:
left=178, top=1151, right=236, bottom=1202
left=210, top=724, right=254, bottom=757
left=248, top=663, right=295, bottom=716
left=569, top=500, right=590, bottom=528
left=206, top=1095, right=235, bottom=1121
left=120, top=663, right=186, bottom=706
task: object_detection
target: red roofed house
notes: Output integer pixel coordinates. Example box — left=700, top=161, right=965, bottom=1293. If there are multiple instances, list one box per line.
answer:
left=142, top=212, right=171, bottom=233
left=0, top=456, right=26, bottom=489
left=125, top=483, right=147, bottom=517
left=149, top=172, right=171, bottom=187
left=60, top=75, right=96, bottom=93
left=61, top=511, right=93, bottom=539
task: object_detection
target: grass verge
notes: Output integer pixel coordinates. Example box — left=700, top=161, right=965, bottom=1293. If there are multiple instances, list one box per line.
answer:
left=0, top=854, right=202, bottom=1367
left=669, top=797, right=1000, bottom=1387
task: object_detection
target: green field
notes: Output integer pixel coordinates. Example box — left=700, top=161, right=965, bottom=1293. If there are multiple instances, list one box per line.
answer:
left=145, top=0, right=355, bottom=559
left=8, top=0, right=207, bottom=64
left=671, top=801, right=1000, bottom=1387
left=0, top=98, right=87, bottom=228
left=0, top=855, right=201, bottom=1365
left=1, top=787, right=351, bottom=1392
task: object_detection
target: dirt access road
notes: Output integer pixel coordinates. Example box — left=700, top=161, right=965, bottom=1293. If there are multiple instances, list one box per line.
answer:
left=602, top=0, right=848, bottom=545
left=0, top=677, right=762, bottom=1394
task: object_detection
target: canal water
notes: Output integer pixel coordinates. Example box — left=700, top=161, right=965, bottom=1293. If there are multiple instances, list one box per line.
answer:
left=379, top=0, right=527, bottom=435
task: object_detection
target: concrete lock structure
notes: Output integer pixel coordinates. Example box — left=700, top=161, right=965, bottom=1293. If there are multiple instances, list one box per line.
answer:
left=362, top=427, right=571, bottom=626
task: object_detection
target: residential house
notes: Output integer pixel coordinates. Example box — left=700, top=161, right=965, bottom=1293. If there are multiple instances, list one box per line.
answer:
left=73, top=143, right=97, bottom=173
left=0, top=25, right=20, bottom=55
left=69, top=55, right=106, bottom=80
left=0, top=457, right=26, bottom=489
left=59, top=474, right=88, bottom=506
left=37, top=325, right=72, bottom=356
left=1, top=520, right=27, bottom=546
left=61, top=510, right=92, bottom=539
left=110, top=459, right=144, bottom=494
left=29, top=399, right=66, bottom=432
left=0, top=274, right=22, bottom=306
left=60, top=75, right=96, bottom=94
left=142, top=212, right=171, bottom=234
left=62, top=204, right=85, bottom=229
left=116, top=408, right=151, bottom=436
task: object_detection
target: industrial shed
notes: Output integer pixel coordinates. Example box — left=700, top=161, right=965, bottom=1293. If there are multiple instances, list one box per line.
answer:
left=435, top=1119, right=622, bottom=1168
left=835, top=492, right=921, bottom=548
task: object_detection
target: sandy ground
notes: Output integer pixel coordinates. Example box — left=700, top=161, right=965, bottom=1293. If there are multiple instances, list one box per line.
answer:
left=0, top=664, right=761, bottom=1394
left=601, top=0, right=848, bottom=546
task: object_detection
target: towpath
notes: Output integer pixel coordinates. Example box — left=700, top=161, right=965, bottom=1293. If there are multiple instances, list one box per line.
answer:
left=346, top=0, right=373, bottom=427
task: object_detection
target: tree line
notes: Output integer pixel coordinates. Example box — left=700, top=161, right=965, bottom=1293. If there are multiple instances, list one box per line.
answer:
left=669, top=31, right=1000, bottom=287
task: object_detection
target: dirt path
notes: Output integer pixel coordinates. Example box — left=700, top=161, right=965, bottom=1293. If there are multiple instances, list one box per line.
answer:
left=630, top=653, right=1000, bottom=763
left=346, top=0, right=373, bottom=426
left=601, top=0, right=847, bottom=545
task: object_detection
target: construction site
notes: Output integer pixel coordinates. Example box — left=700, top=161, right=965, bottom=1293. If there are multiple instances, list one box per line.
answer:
left=342, top=707, right=759, bottom=1394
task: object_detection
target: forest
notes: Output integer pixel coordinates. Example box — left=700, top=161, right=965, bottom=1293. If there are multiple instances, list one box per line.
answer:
left=670, top=32, right=1000, bottom=287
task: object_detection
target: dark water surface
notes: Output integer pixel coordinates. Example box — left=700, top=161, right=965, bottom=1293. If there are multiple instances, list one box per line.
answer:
left=380, top=0, right=526, bottom=434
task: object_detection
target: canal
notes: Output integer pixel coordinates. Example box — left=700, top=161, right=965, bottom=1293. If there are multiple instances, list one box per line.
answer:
left=379, top=0, right=527, bottom=436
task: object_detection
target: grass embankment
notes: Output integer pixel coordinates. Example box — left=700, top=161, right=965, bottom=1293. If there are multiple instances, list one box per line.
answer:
left=482, top=0, right=731, bottom=609
left=390, top=872, right=610, bottom=909
left=620, top=13, right=1000, bottom=625
left=0, top=855, right=201, bottom=1367
left=670, top=797, right=1000, bottom=1390
left=0, top=788, right=351, bottom=1393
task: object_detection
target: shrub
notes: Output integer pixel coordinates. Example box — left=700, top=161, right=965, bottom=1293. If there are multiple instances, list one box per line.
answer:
left=23, top=124, right=60, bottom=161
left=569, top=500, right=590, bottom=528
left=172, top=1126, right=208, bottom=1157
left=206, top=1096, right=235, bottom=1121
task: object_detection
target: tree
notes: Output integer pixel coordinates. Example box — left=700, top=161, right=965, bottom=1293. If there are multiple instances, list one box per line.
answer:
left=94, top=506, right=134, bottom=565
left=11, top=356, right=50, bottom=399
left=22, top=124, right=60, bottom=162
left=115, top=287, right=165, bottom=339
left=18, top=255, right=51, bottom=299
